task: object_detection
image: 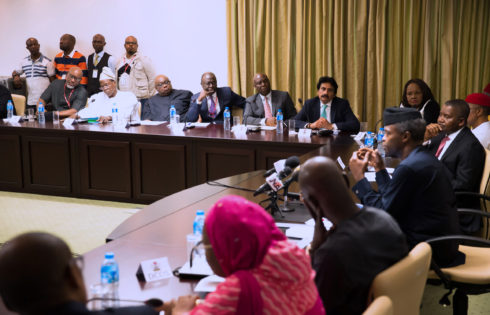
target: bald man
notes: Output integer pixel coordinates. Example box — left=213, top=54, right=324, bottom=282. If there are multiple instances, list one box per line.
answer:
left=53, top=34, right=88, bottom=86
left=142, top=75, right=192, bottom=121
left=243, top=73, right=297, bottom=126
left=186, top=72, right=246, bottom=123
left=87, top=34, right=116, bottom=96
left=12, top=37, right=55, bottom=109
left=0, top=232, right=160, bottom=314
left=299, top=156, right=408, bottom=314
left=116, top=36, right=156, bottom=116
left=39, top=66, right=87, bottom=118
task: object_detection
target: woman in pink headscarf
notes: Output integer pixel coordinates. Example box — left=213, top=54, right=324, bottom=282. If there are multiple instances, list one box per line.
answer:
left=171, top=195, right=324, bottom=315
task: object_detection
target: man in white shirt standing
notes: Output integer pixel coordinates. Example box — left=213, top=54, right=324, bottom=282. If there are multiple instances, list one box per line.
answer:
left=12, top=37, right=55, bottom=110
left=78, top=67, right=138, bottom=124
left=466, top=93, right=490, bottom=149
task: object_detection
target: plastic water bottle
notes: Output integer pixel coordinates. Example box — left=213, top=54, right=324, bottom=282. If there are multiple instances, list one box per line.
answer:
left=193, top=210, right=205, bottom=237
left=377, top=127, right=385, bottom=157
left=276, top=109, right=283, bottom=134
left=169, top=105, right=176, bottom=124
left=111, top=102, right=119, bottom=125
left=223, top=107, right=231, bottom=131
left=100, top=252, right=119, bottom=308
left=38, top=102, right=45, bottom=124
left=6, top=100, right=14, bottom=119
left=364, top=131, right=374, bottom=149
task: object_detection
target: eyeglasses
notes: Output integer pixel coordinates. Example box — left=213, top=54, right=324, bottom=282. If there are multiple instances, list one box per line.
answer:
left=156, top=81, right=171, bottom=87
left=67, top=74, right=82, bottom=82
left=189, top=240, right=212, bottom=268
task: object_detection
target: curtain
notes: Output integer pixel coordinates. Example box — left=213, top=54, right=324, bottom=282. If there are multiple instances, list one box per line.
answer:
left=227, top=0, right=490, bottom=129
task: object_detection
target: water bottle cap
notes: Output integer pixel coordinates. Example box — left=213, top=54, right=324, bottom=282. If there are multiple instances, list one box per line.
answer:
left=225, top=107, right=229, bottom=110
left=171, top=105, right=175, bottom=108
left=196, top=210, right=205, bottom=215
left=105, top=252, right=115, bottom=259
left=379, top=127, right=384, bottom=131
left=367, top=131, right=372, bottom=134
left=7, top=100, right=12, bottom=104
left=277, top=109, right=282, bottom=112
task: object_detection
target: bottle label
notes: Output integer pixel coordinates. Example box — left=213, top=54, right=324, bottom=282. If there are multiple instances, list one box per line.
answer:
left=224, top=112, right=230, bottom=118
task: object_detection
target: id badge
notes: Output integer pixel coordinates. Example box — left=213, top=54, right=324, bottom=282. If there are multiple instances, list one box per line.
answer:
left=119, top=73, right=130, bottom=90
left=62, top=74, right=66, bottom=79
left=92, top=69, right=98, bottom=78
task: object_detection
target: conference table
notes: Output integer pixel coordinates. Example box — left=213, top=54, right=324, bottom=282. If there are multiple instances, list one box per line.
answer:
left=0, top=120, right=357, bottom=204
left=0, top=119, right=360, bottom=312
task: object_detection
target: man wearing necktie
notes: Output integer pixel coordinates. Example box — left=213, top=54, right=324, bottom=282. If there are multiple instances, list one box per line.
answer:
left=294, top=76, right=360, bottom=132
left=426, top=99, right=485, bottom=234
left=186, top=72, right=246, bottom=123
left=86, top=34, right=116, bottom=97
left=243, top=73, right=297, bottom=126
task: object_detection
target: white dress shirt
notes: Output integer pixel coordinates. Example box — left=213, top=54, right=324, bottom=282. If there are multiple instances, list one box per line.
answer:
left=472, top=121, right=490, bottom=149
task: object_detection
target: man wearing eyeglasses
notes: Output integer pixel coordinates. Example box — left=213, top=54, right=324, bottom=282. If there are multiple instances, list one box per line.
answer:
left=38, top=66, right=87, bottom=118
left=0, top=232, right=164, bottom=314
left=116, top=36, right=156, bottom=117
left=142, top=74, right=192, bottom=121
left=78, top=67, right=138, bottom=124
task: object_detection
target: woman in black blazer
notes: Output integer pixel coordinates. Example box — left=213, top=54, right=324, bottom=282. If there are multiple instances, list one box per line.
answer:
left=400, top=78, right=440, bottom=124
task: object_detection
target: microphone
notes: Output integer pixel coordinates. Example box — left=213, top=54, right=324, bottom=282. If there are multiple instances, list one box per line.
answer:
left=86, top=297, right=164, bottom=308
left=263, top=156, right=300, bottom=177
left=254, top=166, right=292, bottom=196
left=282, top=165, right=300, bottom=190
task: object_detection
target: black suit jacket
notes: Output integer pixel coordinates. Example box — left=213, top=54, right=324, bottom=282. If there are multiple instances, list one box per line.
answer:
left=243, top=90, right=297, bottom=125
left=186, top=87, right=245, bottom=123
left=427, top=127, right=486, bottom=233
left=142, top=89, right=192, bottom=121
left=294, top=96, right=360, bottom=132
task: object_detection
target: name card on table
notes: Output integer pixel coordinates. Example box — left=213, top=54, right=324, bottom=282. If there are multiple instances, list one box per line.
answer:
left=298, top=128, right=312, bottom=138
left=136, top=257, right=173, bottom=282
left=63, top=118, right=75, bottom=127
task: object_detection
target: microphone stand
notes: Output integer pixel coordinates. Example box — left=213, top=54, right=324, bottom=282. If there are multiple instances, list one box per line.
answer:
left=259, top=190, right=284, bottom=218
left=279, top=185, right=294, bottom=212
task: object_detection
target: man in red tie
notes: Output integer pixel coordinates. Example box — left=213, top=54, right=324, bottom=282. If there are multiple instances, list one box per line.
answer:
left=426, top=99, right=485, bottom=233
left=243, top=73, right=297, bottom=126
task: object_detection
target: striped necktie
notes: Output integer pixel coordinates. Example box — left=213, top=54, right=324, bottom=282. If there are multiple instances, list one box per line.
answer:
left=94, top=54, right=99, bottom=66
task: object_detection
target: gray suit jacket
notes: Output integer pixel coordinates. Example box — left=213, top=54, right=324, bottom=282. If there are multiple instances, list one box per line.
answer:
left=243, top=90, right=297, bottom=125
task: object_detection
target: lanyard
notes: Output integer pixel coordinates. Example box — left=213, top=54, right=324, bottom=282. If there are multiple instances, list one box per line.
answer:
left=64, top=84, right=75, bottom=108
left=123, top=55, right=136, bottom=73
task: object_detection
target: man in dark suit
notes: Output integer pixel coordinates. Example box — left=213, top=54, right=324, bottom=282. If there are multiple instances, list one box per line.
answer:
left=0, top=232, right=164, bottom=314
left=243, top=73, right=297, bottom=125
left=86, top=34, right=116, bottom=97
left=142, top=74, right=192, bottom=121
left=186, top=72, right=245, bottom=123
left=426, top=99, right=485, bottom=233
left=294, top=76, right=360, bottom=132
left=349, top=107, right=464, bottom=268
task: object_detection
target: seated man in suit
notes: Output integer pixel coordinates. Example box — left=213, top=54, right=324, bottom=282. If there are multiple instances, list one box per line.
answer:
left=425, top=99, right=485, bottom=233
left=0, top=83, right=15, bottom=119
left=349, top=107, right=464, bottom=268
left=0, top=232, right=163, bottom=314
left=294, top=76, right=360, bottom=132
left=299, top=156, right=408, bottom=314
left=142, top=74, right=192, bottom=121
left=38, top=66, right=87, bottom=118
left=186, top=72, right=245, bottom=123
left=243, top=73, right=297, bottom=126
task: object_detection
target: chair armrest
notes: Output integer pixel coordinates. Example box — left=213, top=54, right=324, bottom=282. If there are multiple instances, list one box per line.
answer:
left=454, top=192, right=490, bottom=201
left=425, top=235, right=490, bottom=248
left=457, top=208, right=490, bottom=218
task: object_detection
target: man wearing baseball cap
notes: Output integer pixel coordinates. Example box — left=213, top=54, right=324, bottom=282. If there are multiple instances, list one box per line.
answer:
left=466, top=93, right=490, bottom=149
left=349, top=107, right=464, bottom=267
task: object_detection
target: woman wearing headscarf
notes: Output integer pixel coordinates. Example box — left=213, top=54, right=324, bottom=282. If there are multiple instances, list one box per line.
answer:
left=172, top=195, right=325, bottom=315
left=400, top=78, right=440, bottom=124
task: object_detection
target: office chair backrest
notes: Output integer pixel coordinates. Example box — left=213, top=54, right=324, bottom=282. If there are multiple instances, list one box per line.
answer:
left=480, top=148, right=490, bottom=196
left=363, top=296, right=393, bottom=315
left=11, top=94, right=26, bottom=116
left=368, top=242, right=432, bottom=315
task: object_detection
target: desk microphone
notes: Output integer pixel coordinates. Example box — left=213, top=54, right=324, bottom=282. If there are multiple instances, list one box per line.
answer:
left=254, top=166, right=292, bottom=196
left=281, top=165, right=301, bottom=190
left=263, top=156, right=300, bottom=177
left=86, top=297, right=164, bottom=308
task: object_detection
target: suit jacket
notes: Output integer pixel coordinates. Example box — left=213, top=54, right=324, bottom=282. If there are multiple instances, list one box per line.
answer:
left=294, top=96, right=360, bottom=132
left=243, top=90, right=297, bottom=125
left=186, top=87, right=246, bottom=123
left=142, top=89, right=192, bottom=121
left=353, top=146, right=464, bottom=268
left=427, top=127, right=485, bottom=233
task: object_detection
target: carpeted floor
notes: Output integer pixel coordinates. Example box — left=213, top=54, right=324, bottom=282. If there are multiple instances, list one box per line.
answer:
left=0, top=191, right=488, bottom=314
left=0, top=191, right=143, bottom=255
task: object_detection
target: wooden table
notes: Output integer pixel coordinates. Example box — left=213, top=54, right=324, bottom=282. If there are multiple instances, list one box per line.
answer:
left=0, top=121, right=356, bottom=204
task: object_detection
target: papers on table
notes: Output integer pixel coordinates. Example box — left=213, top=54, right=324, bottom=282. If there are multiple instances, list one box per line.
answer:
left=191, top=122, right=210, bottom=127
left=195, top=275, right=225, bottom=293
left=140, top=121, right=166, bottom=126
left=260, top=125, right=276, bottom=131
